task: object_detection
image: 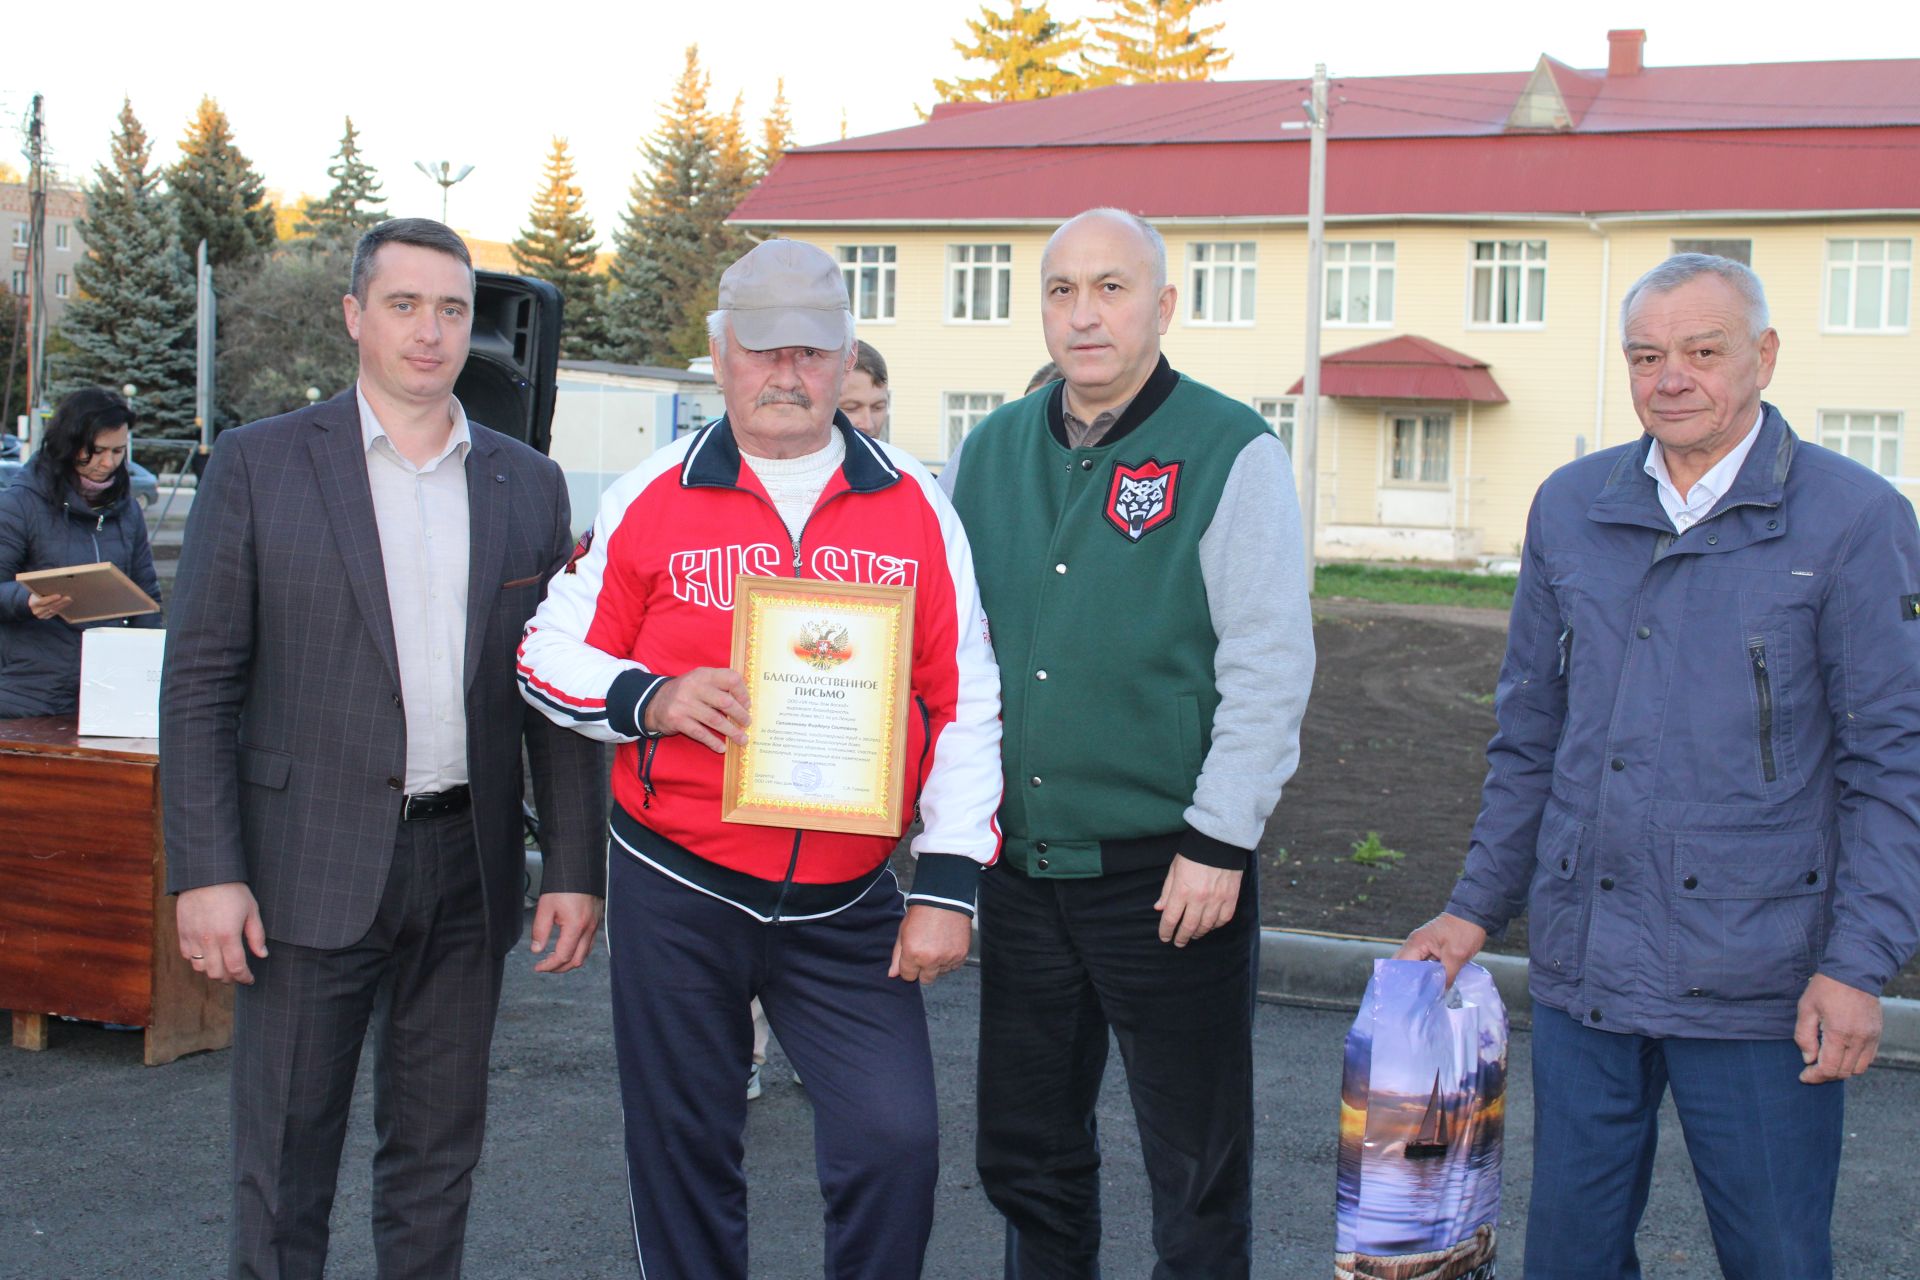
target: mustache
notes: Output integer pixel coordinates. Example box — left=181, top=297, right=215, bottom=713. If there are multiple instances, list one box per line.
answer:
left=756, top=389, right=812, bottom=409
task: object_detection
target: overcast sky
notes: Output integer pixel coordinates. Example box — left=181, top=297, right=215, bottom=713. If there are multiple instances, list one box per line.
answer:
left=6, top=0, right=1915, bottom=243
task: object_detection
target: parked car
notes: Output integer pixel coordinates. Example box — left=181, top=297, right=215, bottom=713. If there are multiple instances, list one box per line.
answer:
left=128, top=459, right=158, bottom=509
left=0, top=457, right=156, bottom=508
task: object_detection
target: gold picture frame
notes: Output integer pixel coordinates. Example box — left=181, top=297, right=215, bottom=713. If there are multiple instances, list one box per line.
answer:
left=721, top=574, right=915, bottom=836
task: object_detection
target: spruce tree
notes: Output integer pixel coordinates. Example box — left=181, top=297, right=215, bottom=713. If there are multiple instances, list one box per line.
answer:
left=600, top=46, right=721, bottom=365
left=297, top=117, right=387, bottom=249
left=759, top=81, right=794, bottom=178
left=169, top=96, right=277, bottom=269
left=510, top=137, right=604, bottom=359
left=934, top=2, right=1086, bottom=103
left=216, top=245, right=359, bottom=427
left=53, top=98, right=197, bottom=438
left=1086, top=0, right=1232, bottom=84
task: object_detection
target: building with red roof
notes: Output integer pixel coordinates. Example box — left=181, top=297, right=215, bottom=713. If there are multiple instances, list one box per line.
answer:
left=733, top=30, right=1919, bottom=560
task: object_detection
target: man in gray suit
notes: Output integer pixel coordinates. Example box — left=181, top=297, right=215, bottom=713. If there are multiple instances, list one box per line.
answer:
left=161, top=218, right=606, bottom=1280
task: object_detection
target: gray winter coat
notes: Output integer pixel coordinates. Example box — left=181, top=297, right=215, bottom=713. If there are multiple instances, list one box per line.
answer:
left=0, top=460, right=162, bottom=717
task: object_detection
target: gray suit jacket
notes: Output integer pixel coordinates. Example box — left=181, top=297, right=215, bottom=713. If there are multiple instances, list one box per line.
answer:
left=160, top=390, right=606, bottom=951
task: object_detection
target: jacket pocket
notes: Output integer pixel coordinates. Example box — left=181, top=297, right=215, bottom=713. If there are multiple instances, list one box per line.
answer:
left=1668, top=830, right=1826, bottom=1001
left=910, top=695, right=932, bottom=820
left=236, top=742, right=292, bottom=791
left=1527, top=801, right=1588, bottom=982
left=1175, top=693, right=1205, bottom=781
left=1747, top=637, right=1777, bottom=783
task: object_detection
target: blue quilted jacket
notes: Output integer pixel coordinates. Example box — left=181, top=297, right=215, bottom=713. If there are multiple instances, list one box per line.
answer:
left=0, top=460, right=161, bottom=717
left=1447, top=404, right=1920, bottom=1039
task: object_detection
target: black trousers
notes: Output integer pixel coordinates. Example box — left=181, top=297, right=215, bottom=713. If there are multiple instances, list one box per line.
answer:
left=228, top=811, right=506, bottom=1280
left=975, top=861, right=1258, bottom=1280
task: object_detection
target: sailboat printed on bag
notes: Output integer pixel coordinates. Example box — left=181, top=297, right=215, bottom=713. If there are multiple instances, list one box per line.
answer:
left=1405, top=1074, right=1450, bottom=1160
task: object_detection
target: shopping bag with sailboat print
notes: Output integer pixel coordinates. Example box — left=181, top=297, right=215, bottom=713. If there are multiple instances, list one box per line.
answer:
left=1335, top=958, right=1507, bottom=1280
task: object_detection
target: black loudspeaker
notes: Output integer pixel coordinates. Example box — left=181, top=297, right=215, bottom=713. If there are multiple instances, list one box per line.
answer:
left=456, top=272, right=562, bottom=455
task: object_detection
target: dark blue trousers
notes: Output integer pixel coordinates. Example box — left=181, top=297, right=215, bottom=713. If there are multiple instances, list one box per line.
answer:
left=605, top=852, right=939, bottom=1280
left=1525, top=1004, right=1845, bottom=1279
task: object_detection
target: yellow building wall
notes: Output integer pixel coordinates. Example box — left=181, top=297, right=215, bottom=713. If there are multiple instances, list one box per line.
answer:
left=768, top=216, right=1920, bottom=559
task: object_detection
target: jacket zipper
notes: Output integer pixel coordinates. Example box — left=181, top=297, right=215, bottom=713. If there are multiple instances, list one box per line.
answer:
left=639, top=737, right=660, bottom=808
left=912, top=696, right=932, bottom=822
left=1748, top=638, right=1777, bottom=783
left=744, top=477, right=865, bottom=918
left=771, top=829, right=804, bottom=923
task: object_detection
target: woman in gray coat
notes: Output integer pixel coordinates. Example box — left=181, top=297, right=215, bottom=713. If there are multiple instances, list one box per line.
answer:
left=0, top=387, right=162, bottom=718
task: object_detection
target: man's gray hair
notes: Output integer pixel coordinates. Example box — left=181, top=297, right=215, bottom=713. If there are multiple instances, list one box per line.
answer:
left=706, top=308, right=858, bottom=356
left=1620, top=253, right=1772, bottom=341
left=1046, top=208, right=1168, bottom=291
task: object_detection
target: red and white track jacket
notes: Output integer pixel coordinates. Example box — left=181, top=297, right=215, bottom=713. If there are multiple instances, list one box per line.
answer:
left=518, top=418, right=1003, bottom=919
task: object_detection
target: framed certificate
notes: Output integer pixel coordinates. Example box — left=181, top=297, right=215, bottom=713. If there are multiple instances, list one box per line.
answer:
left=722, top=575, right=914, bottom=836
left=15, top=562, right=160, bottom=624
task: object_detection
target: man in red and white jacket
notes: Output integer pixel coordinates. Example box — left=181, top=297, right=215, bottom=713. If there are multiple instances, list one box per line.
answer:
left=517, top=239, right=1001, bottom=1280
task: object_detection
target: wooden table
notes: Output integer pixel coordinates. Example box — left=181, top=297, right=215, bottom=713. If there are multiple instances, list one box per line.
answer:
left=0, top=717, right=231, bottom=1065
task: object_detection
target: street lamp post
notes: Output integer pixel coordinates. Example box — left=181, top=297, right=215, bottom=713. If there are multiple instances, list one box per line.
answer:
left=413, top=160, right=475, bottom=225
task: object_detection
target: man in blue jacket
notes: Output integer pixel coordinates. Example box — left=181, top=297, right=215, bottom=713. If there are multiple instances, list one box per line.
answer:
left=1400, top=253, right=1920, bottom=1280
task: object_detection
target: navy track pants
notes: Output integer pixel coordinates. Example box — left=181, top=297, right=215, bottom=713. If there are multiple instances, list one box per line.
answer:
left=605, top=851, right=940, bottom=1279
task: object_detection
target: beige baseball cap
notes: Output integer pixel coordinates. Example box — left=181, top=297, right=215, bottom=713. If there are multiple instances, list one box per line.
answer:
left=717, top=239, right=850, bottom=351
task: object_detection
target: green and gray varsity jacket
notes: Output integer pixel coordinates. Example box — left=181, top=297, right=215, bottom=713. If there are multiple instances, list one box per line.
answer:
left=945, top=357, right=1315, bottom=878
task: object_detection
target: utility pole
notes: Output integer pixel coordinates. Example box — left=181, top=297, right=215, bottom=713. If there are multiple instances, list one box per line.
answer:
left=195, top=240, right=216, bottom=459
left=23, top=93, right=48, bottom=449
left=1297, top=64, right=1329, bottom=593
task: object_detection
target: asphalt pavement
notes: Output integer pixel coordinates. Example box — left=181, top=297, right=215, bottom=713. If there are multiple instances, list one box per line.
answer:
left=4, top=920, right=1917, bottom=1280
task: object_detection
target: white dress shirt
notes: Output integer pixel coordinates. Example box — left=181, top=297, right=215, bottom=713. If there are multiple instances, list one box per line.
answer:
left=1643, top=408, right=1764, bottom=534
left=358, top=384, right=472, bottom=793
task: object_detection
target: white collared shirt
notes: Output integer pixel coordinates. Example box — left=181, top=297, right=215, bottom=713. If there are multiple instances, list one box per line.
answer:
left=1643, top=408, right=1764, bottom=534
left=357, top=384, right=472, bottom=794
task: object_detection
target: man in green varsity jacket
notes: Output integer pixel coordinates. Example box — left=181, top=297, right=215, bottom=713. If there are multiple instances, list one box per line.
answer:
left=943, top=208, right=1316, bottom=1279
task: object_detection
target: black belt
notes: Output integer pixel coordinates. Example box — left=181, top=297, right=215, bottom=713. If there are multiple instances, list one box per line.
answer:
left=401, top=784, right=471, bottom=822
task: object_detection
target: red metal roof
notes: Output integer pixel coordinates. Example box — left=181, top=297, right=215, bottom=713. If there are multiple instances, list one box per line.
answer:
left=1285, top=336, right=1508, bottom=403
left=732, top=53, right=1920, bottom=224
left=732, top=127, right=1919, bottom=222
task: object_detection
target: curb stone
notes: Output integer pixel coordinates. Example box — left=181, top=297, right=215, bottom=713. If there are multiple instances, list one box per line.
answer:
left=1256, top=927, right=1920, bottom=1070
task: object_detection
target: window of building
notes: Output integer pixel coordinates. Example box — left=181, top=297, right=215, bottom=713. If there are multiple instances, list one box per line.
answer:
left=9, top=224, right=25, bottom=248
left=1325, top=242, right=1395, bottom=326
left=53, top=273, right=68, bottom=299
left=948, top=244, right=1011, bottom=322
left=1252, top=397, right=1298, bottom=454
left=944, top=391, right=1004, bottom=458
left=1671, top=237, right=1751, bottom=265
left=7, top=269, right=23, bottom=294
left=1818, top=410, right=1902, bottom=476
left=1188, top=242, right=1257, bottom=324
left=838, top=245, right=896, bottom=322
left=53, top=224, right=70, bottom=251
left=1387, top=411, right=1452, bottom=485
left=1825, top=239, right=1911, bottom=332
left=1469, top=239, right=1547, bottom=327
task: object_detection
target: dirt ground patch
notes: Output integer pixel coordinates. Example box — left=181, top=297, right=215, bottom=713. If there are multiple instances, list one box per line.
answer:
left=1257, top=598, right=1920, bottom=1002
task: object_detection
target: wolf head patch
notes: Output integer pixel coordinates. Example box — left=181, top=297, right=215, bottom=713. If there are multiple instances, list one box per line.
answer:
left=1105, top=458, right=1181, bottom=542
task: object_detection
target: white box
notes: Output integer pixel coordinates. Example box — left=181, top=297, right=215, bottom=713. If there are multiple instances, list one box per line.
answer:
left=78, top=628, right=166, bottom=738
